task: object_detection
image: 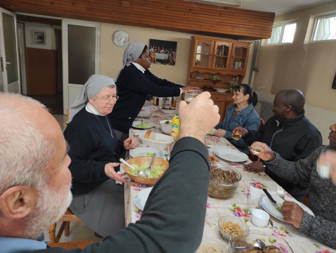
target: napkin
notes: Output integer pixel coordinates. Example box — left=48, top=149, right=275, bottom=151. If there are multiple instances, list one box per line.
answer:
left=116, top=166, right=130, bottom=185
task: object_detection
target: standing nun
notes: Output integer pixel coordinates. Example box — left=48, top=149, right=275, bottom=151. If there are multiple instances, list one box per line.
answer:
left=110, top=41, right=195, bottom=137
left=64, top=74, right=136, bottom=237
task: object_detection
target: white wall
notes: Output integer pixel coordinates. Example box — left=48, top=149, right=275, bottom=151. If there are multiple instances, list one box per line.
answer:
left=24, top=22, right=55, bottom=50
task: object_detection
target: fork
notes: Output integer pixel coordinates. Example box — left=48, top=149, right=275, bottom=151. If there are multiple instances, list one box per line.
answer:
left=277, top=186, right=286, bottom=200
left=145, top=153, right=156, bottom=177
left=119, top=158, right=145, bottom=178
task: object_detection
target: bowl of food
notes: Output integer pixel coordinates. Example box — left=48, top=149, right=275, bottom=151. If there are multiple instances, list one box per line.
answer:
left=208, top=163, right=241, bottom=199
left=160, top=120, right=172, bottom=135
left=139, top=130, right=174, bottom=149
left=122, top=156, right=169, bottom=185
left=160, top=106, right=176, bottom=114
left=218, top=216, right=249, bottom=242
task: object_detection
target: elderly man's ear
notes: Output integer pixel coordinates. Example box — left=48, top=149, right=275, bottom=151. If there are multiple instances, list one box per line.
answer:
left=0, top=186, right=37, bottom=219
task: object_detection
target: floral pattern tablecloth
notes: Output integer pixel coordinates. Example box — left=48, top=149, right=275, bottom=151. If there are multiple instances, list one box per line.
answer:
left=123, top=104, right=334, bottom=253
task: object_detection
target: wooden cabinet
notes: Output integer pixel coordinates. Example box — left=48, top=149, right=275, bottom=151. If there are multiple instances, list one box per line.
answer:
left=187, top=36, right=251, bottom=120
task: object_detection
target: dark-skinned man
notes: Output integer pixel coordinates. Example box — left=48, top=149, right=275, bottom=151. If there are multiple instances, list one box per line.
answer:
left=249, top=124, right=336, bottom=249
left=110, top=41, right=196, bottom=138
left=233, top=89, right=322, bottom=202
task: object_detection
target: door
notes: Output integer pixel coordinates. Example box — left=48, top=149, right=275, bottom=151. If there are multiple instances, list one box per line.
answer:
left=0, top=8, right=20, bottom=93
left=193, top=40, right=213, bottom=69
left=62, top=19, right=100, bottom=114
left=230, top=43, right=250, bottom=71
left=212, top=41, right=232, bottom=70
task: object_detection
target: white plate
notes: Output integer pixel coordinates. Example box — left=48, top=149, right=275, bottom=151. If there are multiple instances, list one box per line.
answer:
left=130, top=148, right=164, bottom=158
left=139, top=132, right=174, bottom=149
left=214, top=148, right=248, bottom=162
left=160, top=107, right=176, bottom=114
left=134, top=187, right=153, bottom=211
left=261, top=194, right=314, bottom=222
left=132, top=121, right=154, bottom=129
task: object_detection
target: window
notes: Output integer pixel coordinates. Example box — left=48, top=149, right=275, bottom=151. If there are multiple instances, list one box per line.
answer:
left=267, top=23, right=297, bottom=44
left=312, top=15, right=336, bottom=41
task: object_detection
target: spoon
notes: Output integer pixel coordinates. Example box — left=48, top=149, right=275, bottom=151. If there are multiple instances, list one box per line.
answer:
left=165, top=154, right=169, bottom=161
left=145, top=153, right=156, bottom=177
left=233, top=239, right=266, bottom=251
left=277, top=186, right=286, bottom=200
left=119, top=158, right=145, bottom=178
left=269, top=219, right=273, bottom=228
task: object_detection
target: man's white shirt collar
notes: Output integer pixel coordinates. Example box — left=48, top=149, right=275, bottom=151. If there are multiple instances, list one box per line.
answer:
left=132, top=62, right=145, bottom=74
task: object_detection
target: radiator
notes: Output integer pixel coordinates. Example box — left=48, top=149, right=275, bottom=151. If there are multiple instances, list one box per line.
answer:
left=259, top=100, right=273, bottom=122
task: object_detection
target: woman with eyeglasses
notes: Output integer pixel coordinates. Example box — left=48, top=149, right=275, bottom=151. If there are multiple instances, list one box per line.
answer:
left=63, top=74, right=136, bottom=237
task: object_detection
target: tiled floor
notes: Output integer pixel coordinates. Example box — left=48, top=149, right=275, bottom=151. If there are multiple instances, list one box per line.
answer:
left=48, top=114, right=102, bottom=243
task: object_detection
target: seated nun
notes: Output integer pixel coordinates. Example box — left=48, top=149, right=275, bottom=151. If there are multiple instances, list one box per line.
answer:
left=63, top=74, right=136, bottom=237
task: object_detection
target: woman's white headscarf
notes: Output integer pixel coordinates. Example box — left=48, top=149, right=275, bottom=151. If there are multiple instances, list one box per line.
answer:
left=65, top=74, right=115, bottom=128
left=114, top=41, right=146, bottom=82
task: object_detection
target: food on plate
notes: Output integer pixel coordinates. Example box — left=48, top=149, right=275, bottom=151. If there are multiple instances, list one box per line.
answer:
left=210, top=168, right=239, bottom=183
left=220, top=221, right=247, bottom=238
left=144, top=130, right=156, bottom=140
left=209, top=156, right=219, bottom=162
left=144, top=152, right=154, bottom=157
left=196, top=242, right=225, bottom=253
left=208, top=165, right=241, bottom=199
left=233, top=240, right=282, bottom=253
left=162, top=106, right=175, bottom=110
left=275, top=203, right=283, bottom=213
left=137, top=122, right=151, bottom=128
left=128, top=163, right=165, bottom=178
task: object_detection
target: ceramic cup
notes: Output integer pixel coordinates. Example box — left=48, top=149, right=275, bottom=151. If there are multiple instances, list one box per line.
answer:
left=251, top=209, right=270, bottom=227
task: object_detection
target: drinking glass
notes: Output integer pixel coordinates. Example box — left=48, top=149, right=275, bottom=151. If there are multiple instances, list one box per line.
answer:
left=184, top=90, right=202, bottom=104
left=246, top=191, right=262, bottom=215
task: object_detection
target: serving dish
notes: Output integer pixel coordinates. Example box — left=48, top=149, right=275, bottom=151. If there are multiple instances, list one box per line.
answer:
left=130, top=148, right=164, bottom=158
left=139, top=132, right=174, bottom=149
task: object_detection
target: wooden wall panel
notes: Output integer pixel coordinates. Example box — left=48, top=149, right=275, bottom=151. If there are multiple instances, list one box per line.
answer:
left=3, top=0, right=275, bottom=40
left=26, top=48, right=57, bottom=96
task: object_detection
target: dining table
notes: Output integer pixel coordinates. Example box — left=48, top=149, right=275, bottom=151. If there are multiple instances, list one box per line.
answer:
left=123, top=100, right=334, bottom=253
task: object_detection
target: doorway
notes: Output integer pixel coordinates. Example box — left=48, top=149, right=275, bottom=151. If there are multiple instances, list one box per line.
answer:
left=16, top=15, right=63, bottom=114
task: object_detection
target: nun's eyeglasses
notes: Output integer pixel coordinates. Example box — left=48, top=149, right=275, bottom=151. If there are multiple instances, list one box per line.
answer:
left=95, top=95, right=119, bottom=103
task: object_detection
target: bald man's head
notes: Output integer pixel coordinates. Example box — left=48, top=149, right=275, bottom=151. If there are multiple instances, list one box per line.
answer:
left=274, top=89, right=305, bottom=118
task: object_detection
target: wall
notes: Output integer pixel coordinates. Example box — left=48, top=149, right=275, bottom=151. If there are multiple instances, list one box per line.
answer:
left=100, top=23, right=254, bottom=85
left=253, top=1, right=336, bottom=112
left=24, top=22, right=54, bottom=50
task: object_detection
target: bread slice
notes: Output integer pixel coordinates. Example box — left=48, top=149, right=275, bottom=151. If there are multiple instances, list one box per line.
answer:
left=144, top=130, right=156, bottom=140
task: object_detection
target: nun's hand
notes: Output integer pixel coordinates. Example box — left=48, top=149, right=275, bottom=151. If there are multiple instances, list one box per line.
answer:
left=124, top=137, right=137, bottom=150
left=105, top=163, right=128, bottom=183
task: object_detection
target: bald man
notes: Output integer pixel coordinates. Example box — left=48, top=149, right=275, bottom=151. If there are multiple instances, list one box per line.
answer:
left=234, top=89, right=322, bottom=202
left=0, top=92, right=220, bottom=252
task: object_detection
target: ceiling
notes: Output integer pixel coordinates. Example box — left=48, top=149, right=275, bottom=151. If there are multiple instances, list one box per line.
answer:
left=218, top=0, right=334, bottom=14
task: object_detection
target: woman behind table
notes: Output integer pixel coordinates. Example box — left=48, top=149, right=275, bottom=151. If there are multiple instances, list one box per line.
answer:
left=63, top=74, right=136, bottom=237
left=213, top=84, right=260, bottom=154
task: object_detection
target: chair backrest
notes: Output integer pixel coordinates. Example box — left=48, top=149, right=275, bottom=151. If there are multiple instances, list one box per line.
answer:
left=258, top=118, right=265, bottom=131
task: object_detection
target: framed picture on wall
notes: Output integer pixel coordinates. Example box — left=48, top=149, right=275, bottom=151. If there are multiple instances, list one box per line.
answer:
left=31, top=30, right=46, bottom=45
left=149, top=39, right=177, bottom=66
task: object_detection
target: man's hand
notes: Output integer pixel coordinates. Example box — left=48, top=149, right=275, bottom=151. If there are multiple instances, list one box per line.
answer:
left=178, top=92, right=220, bottom=143
left=124, top=137, right=136, bottom=150
left=105, top=163, right=128, bottom=183
left=250, top=142, right=276, bottom=161
left=244, top=161, right=265, bottom=173
left=232, top=127, right=249, bottom=138
left=181, top=86, right=199, bottom=93
left=281, top=200, right=304, bottom=228
left=213, top=129, right=226, bottom=137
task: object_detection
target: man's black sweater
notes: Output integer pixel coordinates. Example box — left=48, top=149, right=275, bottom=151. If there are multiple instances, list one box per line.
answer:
left=243, top=113, right=322, bottom=200
left=64, top=108, right=125, bottom=195
left=110, top=64, right=182, bottom=133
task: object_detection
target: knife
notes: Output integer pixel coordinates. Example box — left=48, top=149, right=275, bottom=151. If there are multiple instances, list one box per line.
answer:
left=263, top=188, right=283, bottom=214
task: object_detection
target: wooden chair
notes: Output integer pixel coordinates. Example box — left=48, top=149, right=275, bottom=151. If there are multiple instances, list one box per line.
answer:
left=48, top=241, right=94, bottom=250
left=248, top=118, right=265, bottom=162
left=48, top=208, right=81, bottom=243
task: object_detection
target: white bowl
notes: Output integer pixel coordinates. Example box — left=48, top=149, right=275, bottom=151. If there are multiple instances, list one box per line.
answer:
left=139, top=132, right=174, bottom=149
left=160, top=120, right=172, bottom=135
left=130, top=148, right=164, bottom=158
left=215, top=88, right=229, bottom=93
left=160, top=107, right=176, bottom=114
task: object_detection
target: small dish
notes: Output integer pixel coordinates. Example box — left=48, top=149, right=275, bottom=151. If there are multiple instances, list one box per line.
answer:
left=160, top=107, right=176, bottom=114
left=134, top=187, right=153, bottom=211
left=218, top=216, right=249, bottom=242
left=215, top=88, right=229, bottom=93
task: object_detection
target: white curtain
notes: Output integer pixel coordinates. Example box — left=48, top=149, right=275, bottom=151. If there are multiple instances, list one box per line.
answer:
left=268, top=26, right=282, bottom=44
left=313, top=17, right=336, bottom=41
